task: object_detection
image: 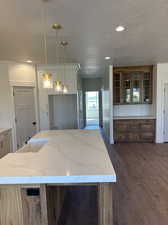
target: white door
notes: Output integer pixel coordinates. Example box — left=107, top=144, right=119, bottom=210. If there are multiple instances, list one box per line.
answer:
left=164, top=84, right=168, bottom=142
left=85, top=91, right=99, bottom=126
left=14, top=87, right=37, bottom=149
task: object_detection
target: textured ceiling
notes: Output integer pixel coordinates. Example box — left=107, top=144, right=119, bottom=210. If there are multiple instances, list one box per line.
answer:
left=1, top=0, right=168, bottom=77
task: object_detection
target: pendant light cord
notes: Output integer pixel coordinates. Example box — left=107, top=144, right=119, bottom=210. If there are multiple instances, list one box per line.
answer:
left=44, top=26, right=48, bottom=65
left=42, top=1, right=48, bottom=65
left=55, top=30, right=59, bottom=65
left=63, top=45, right=66, bottom=84
left=55, top=29, right=61, bottom=89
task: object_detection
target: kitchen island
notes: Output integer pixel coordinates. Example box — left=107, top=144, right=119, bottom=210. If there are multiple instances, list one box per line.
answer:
left=0, top=130, right=116, bottom=225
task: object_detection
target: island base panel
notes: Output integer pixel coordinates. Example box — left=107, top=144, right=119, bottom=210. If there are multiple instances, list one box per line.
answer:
left=0, top=185, right=24, bottom=225
left=0, top=183, right=113, bottom=225
left=98, top=183, right=113, bottom=225
left=0, top=184, right=65, bottom=225
left=45, top=185, right=66, bottom=225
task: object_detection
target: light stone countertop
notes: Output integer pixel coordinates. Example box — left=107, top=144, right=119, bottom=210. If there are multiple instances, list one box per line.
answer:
left=0, top=130, right=116, bottom=184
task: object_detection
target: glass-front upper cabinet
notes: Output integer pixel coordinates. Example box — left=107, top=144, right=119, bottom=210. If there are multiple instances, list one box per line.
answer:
left=142, top=72, right=152, bottom=103
left=122, top=73, right=131, bottom=104
left=113, top=66, right=153, bottom=105
left=131, top=72, right=142, bottom=104
left=113, top=73, right=121, bottom=104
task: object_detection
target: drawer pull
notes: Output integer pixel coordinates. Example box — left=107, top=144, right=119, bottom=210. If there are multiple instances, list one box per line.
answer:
left=27, top=188, right=40, bottom=196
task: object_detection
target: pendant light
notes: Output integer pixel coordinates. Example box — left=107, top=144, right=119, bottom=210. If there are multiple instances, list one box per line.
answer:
left=52, top=24, right=63, bottom=93
left=63, top=84, right=68, bottom=94
left=42, top=73, right=53, bottom=88
left=55, top=81, right=62, bottom=92
left=60, top=41, right=69, bottom=94
left=42, top=1, right=53, bottom=89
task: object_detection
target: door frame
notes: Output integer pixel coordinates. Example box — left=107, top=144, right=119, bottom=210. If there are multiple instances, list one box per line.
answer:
left=99, top=90, right=103, bottom=128
left=164, top=83, right=168, bottom=142
left=11, top=85, right=39, bottom=151
left=84, top=91, right=100, bottom=126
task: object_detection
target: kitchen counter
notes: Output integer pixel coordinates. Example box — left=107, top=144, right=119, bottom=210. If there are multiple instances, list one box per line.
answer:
left=0, top=129, right=115, bottom=225
left=113, top=116, right=156, bottom=120
left=0, top=129, right=116, bottom=184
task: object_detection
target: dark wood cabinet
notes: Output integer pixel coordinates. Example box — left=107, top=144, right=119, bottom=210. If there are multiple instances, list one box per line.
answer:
left=114, top=119, right=155, bottom=143
left=113, top=66, right=153, bottom=105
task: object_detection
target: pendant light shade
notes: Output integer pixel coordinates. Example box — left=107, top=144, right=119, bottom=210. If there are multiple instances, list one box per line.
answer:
left=54, top=81, right=63, bottom=92
left=42, top=73, right=53, bottom=89
left=63, top=85, right=68, bottom=94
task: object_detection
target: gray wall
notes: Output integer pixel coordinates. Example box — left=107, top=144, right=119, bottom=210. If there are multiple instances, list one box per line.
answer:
left=82, top=78, right=102, bottom=91
left=49, top=95, right=78, bottom=130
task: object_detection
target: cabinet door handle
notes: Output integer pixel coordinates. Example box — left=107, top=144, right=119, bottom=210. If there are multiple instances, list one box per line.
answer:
left=32, top=122, right=37, bottom=126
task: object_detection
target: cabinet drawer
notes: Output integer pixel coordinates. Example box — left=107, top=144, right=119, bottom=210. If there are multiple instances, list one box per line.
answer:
left=114, top=119, right=155, bottom=143
left=140, top=120, right=155, bottom=131
left=130, top=121, right=140, bottom=131
left=115, top=124, right=130, bottom=132
left=127, top=133, right=140, bottom=142
left=114, top=120, right=131, bottom=131
left=140, top=132, right=154, bottom=142
left=140, top=123, right=154, bottom=131
left=115, top=132, right=140, bottom=143
left=115, top=133, right=127, bottom=142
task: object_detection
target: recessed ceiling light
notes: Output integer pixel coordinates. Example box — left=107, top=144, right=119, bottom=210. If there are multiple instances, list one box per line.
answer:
left=115, top=25, right=125, bottom=32
left=105, top=56, right=111, bottom=60
left=26, top=60, right=32, bottom=63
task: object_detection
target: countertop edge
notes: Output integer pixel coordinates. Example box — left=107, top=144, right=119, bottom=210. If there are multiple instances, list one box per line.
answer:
left=0, top=175, right=116, bottom=184
left=113, top=116, right=156, bottom=120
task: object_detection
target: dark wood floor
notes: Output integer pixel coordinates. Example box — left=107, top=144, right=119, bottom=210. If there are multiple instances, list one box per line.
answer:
left=58, top=143, right=168, bottom=225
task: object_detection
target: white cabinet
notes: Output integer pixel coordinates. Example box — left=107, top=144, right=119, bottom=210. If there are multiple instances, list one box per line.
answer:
left=0, top=129, right=12, bottom=158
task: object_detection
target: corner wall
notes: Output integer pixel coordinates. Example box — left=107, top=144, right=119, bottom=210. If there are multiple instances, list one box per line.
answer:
left=156, top=63, right=168, bottom=143
left=0, top=63, right=13, bottom=128
left=102, top=65, right=113, bottom=143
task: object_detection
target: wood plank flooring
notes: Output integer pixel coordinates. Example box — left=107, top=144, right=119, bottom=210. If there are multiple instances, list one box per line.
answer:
left=58, top=143, right=168, bottom=225
left=112, top=143, right=168, bottom=225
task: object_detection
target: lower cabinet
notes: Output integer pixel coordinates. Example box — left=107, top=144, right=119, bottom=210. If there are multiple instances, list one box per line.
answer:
left=114, top=119, right=155, bottom=143
left=0, top=129, right=12, bottom=158
left=0, top=185, right=66, bottom=225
